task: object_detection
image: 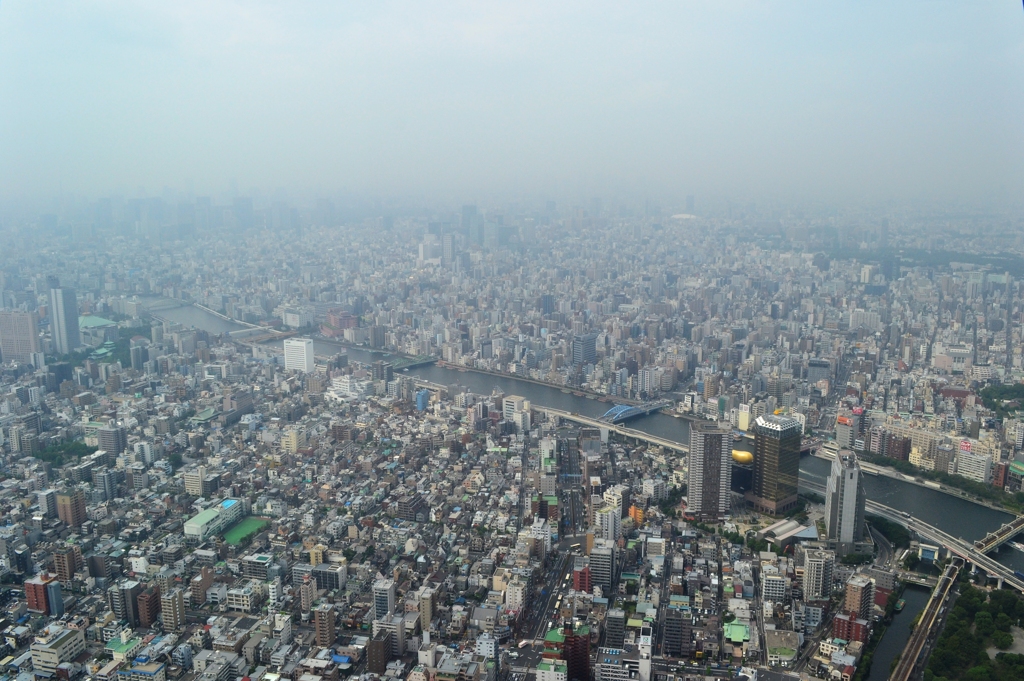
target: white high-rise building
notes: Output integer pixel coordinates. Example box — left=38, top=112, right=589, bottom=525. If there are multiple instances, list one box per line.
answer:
left=372, top=579, right=396, bottom=620
left=802, top=549, right=835, bottom=602
left=284, top=338, right=315, bottom=373
left=824, top=450, right=866, bottom=556
left=595, top=504, right=621, bottom=541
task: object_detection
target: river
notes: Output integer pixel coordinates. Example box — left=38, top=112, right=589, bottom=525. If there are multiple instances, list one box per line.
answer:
left=150, top=300, right=1024, bottom=572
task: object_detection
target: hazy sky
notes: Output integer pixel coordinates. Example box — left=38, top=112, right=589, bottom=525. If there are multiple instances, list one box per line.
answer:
left=1, top=2, right=1022, bottom=205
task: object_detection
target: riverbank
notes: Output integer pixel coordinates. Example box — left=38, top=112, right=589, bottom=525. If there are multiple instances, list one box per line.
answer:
left=811, top=449, right=1015, bottom=516
left=434, top=358, right=639, bottom=405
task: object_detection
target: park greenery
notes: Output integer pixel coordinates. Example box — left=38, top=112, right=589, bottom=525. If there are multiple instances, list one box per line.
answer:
left=981, top=383, right=1024, bottom=420
left=35, top=440, right=97, bottom=467
left=925, top=584, right=1024, bottom=681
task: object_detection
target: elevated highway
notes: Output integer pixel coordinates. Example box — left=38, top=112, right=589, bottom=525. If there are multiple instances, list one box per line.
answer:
left=801, top=480, right=1024, bottom=592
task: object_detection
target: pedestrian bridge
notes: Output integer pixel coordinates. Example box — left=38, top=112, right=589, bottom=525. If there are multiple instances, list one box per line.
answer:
left=599, top=400, right=674, bottom=423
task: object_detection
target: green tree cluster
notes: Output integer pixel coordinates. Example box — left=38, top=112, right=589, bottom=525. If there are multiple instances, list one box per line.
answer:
left=926, top=585, right=1024, bottom=681
left=867, top=515, right=912, bottom=549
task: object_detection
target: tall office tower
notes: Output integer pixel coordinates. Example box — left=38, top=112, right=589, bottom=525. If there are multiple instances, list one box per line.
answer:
left=441, top=233, right=456, bottom=264
left=571, top=332, right=598, bottom=366
left=56, top=490, right=86, bottom=527
left=595, top=504, right=621, bottom=541
left=38, top=489, right=58, bottom=518
left=590, top=540, right=616, bottom=592
left=48, top=281, right=81, bottom=356
left=373, top=579, right=396, bottom=620
left=563, top=623, right=591, bottom=681
left=46, top=580, right=64, bottom=617
left=802, top=549, right=835, bottom=602
left=605, top=608, right=626, bottom=648
left=834, top=412, right=859, bottom=450
left=161, top=588, right=186, bottom=631
left=825, top=450, right=867, bottom=556
left=314, top=602, right=337, bottom=647
left=662, top=608, right=692, bottom=658
left=688, top=421, right=734, bottom=520
left=284, top=338, right=315, bottom=373
left=97, top=425, right=127, bottom=456
left=747, top=415, right=802, bottom=515
left=0, top=311, right=40, bottom=363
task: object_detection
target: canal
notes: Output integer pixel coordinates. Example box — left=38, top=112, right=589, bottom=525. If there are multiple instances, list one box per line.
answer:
left=150, top=301, right=1024, bottom=573
left=865, top=585, right=931, bottom=681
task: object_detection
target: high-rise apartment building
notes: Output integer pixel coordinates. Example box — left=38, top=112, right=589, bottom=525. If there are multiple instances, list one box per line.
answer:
left=161, top=588, right=186, bottom=631
left=844, top=574, right=874, bottom=621
left=108, top=579, right=144, bottom=628
left=137, top=585, right=161, bottom=628
left=373, top=579, right=396, bottom=620
left=53, top=546, right=79, bottom=584
left=0, top=311, right=41, bottom=363
left=97, top=425, right=127, bottom=456
left=25, top=573, right=56, bottom=614
left=49, top=283, right=81, bottom=356
left=825, top=450, right=867, bottom=556
left=56, top=490, right=86, bottom=527
left=747, top=415, right=802, bottom=515
left=595, top=504, right=621, bottom=541
left=284, top=338, right=315, bottom=373
left=38, top=489, right=58, bottom=518
left=802, top=550, right=835, bottom=602
left=314, top=603, right=337, bottom=647
left=688, top=421, right=733, bottom=520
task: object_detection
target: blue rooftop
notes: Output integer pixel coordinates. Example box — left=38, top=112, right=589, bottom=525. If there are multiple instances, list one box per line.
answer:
left=222, top=499, right=237, bottom=508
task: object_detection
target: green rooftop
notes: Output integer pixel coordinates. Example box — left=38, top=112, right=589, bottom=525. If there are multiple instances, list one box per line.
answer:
left=544, top=629, right=565, bottom=644
left=79, top=315, right=117, bottom=328
left=186, top=507, right=221, bottom=526
left=724, top=623, right=750, bottom=643
left=537, top=661, right=567, bottom=673
left=106, top=637, right=142, bottom=655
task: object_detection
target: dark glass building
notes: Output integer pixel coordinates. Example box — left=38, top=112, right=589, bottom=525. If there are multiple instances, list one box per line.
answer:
left=746, top=414, right=802, bottom=515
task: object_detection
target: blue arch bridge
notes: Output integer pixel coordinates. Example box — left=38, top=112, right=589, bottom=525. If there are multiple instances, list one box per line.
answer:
left=599, top=399, right=674, bottom=424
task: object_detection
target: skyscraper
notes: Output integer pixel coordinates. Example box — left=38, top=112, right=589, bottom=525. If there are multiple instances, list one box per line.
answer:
left=571, top=333, right=598, bottom=366
left=56, top=490, right=86, bottom=527
left=48, top=282, right=81, bottom=356
left=825, top=450, right=867, bottom=556
left=747, top=415, right=802, bottom=515
left=284, top=337, right=315, bottom=373
left=688, top=421, right=733, bottom=520
left=0, top=311, right=41, bottom=363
